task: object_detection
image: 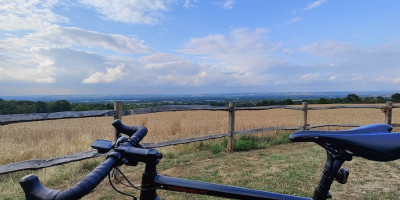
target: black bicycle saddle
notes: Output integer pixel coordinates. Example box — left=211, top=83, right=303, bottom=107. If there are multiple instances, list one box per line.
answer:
left=289, top=124, right=400, bottom=162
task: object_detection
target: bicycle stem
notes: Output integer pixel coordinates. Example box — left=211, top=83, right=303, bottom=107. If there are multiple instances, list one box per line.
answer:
left=139, top=149, right=162, bottom=200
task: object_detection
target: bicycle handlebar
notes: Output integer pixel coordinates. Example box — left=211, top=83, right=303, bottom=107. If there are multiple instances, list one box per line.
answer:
left=20, top=154, right=120, bottom=200
left=112, top=119, right=147, bottom=148
left=19, top=119, right=148, bottom=200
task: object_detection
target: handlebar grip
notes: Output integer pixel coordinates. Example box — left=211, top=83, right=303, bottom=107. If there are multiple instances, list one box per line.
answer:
left=19, top=175, right=60, bottom=200
left=112, top=119, right=147, bottom=145
left=20, top=155, right=119, bottom=200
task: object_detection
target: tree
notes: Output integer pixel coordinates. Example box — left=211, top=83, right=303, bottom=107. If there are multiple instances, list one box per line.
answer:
left=72, top=104, right=91, bottom=111
left=36, top=101, right=47, bottom=113
left=282, top=99, right=293, bottom=105
left=318, top=98, right=331, bottom=104
left=391, top=93, right=400, bottom=103
left=257, top=100, right=277, bottom=106
left=346, top=94, right=361, bottom=103
left=50, top=100, right=72, bottom=112
left=376, top=96, right=386, bottom=103
left=363, top=97, right=377, bottom=103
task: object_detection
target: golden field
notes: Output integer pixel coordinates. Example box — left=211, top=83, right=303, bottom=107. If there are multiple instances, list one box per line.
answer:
left=0, top=104, right=398, bottom=165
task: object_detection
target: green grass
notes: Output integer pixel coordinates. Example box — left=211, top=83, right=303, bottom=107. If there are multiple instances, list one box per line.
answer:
left=202, top=132, right=291, bottom=154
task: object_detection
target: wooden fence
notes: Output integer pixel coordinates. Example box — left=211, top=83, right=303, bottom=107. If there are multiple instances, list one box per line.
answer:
left=0, top=101, right=398, bottom=175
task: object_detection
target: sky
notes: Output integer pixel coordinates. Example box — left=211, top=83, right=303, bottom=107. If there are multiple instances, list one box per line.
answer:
left=1, top=0, right=400, bottom=96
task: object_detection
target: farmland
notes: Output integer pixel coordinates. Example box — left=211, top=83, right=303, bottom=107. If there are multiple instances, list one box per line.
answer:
left=0, top=105, right=399, bottom=199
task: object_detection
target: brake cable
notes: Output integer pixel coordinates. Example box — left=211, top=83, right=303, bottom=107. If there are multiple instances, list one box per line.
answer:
left=108, top=166, right=163, bottom=199
left=108, top=167, right=138, bottom=200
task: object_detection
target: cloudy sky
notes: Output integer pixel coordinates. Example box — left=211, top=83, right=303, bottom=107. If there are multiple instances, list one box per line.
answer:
left=1, top=0, right=400, bottom=96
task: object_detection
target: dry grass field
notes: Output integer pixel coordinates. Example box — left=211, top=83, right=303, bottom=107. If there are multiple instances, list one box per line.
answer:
left=1, top=104, right=400, bottom=199
left=0, top=104, right=399, bottom=165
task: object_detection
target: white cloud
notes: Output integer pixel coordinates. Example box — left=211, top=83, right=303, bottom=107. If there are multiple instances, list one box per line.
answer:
left=183, top=0, right=199, bottom=8
left=83, top=64, right=127, bottom=83
left=180, top=28, right=275, bottom=73
left=304, top=0, right=327, bottom=10
left=295, top=41, right=400, bottom=80
left=135, top=52, right=211, bottom=86
left=178, top=28, right=333, bottom=88
left=140, top=53, right=198, bottom=73
left=376, top=76, right=400, bottom=84
left=222, top=0, right=235, bottom=10
left=32, top=54, right=56, bottom=83
left=29, top=26, right=152, bottom=54
left=301, top=74, right=311, bottom=79
left=0, top=48, right=57, bottom=83
left=32, top=47, right=106, bottom=67
left=193, top=71, right=207, bottom=84
left=299, top=40, right=357, bottom=57
left=155, top=70, right=209, bottom=86
left=0, top=22, right=152, bottom=86
left=299, top=73, right=342, bottom=83
left=0, top=41, right=129, bottom=85
left=281, top=40, right=400, bottom=91
left=79, top=0, right=170, bottom=25
left=0, top=0, right=68, bottom=31
left=183, top=0, right=192, bottom=8
left=288, top=17, right=302, bottom=23
left=177, top=28, right=306, bottom=88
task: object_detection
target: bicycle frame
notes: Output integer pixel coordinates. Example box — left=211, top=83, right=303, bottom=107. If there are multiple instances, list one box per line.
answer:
left=135, top=147, right=310, bottom=200
left=141, top=174, right=310, bottom=200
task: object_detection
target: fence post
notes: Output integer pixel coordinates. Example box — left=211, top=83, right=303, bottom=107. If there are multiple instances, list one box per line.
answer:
left=113, top=101, right=124, bottom=181
left=384, top=101, right=393, bottom=125
left=302, top=102, right=308, bottom=130
left=227, top=102, right=235, bottom=152
left=114, top=101, right=123, bottom=141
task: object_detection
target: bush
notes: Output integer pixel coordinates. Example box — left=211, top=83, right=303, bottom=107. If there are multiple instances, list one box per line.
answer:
left=210, top=144, right=224, bottom=154
left=202, top=133, right=291, bottom=154
left=234, top=135, right=259, bottom=151
left=392, top=93, right=400, bottom=103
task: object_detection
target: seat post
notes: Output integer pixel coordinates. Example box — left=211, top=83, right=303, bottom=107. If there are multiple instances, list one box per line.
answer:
left=312, top=147, right=352, bottom=200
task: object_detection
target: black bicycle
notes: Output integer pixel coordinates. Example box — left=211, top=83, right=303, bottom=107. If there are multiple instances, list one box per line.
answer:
left=19, top=120, right=400, bottom=200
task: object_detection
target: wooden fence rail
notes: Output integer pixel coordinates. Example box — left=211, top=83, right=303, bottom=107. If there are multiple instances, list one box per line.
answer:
left=2, top=103, right=399, bottom=126
left=0, top=110, right=116, bottom=126
left=0, top=101, right=398, bottom=174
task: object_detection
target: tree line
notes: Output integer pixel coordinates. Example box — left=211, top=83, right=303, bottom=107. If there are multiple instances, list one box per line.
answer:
left=1, top=93, right=399, bottom=115
left=207, top=93, right=400, bottom=107
left=0, top=99, right=113, bottom=115
left=255, top=93, right=400, bottom=106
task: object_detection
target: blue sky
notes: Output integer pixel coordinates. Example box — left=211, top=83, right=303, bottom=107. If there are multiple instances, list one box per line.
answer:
left=1, top=0, right=400, bottom=96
